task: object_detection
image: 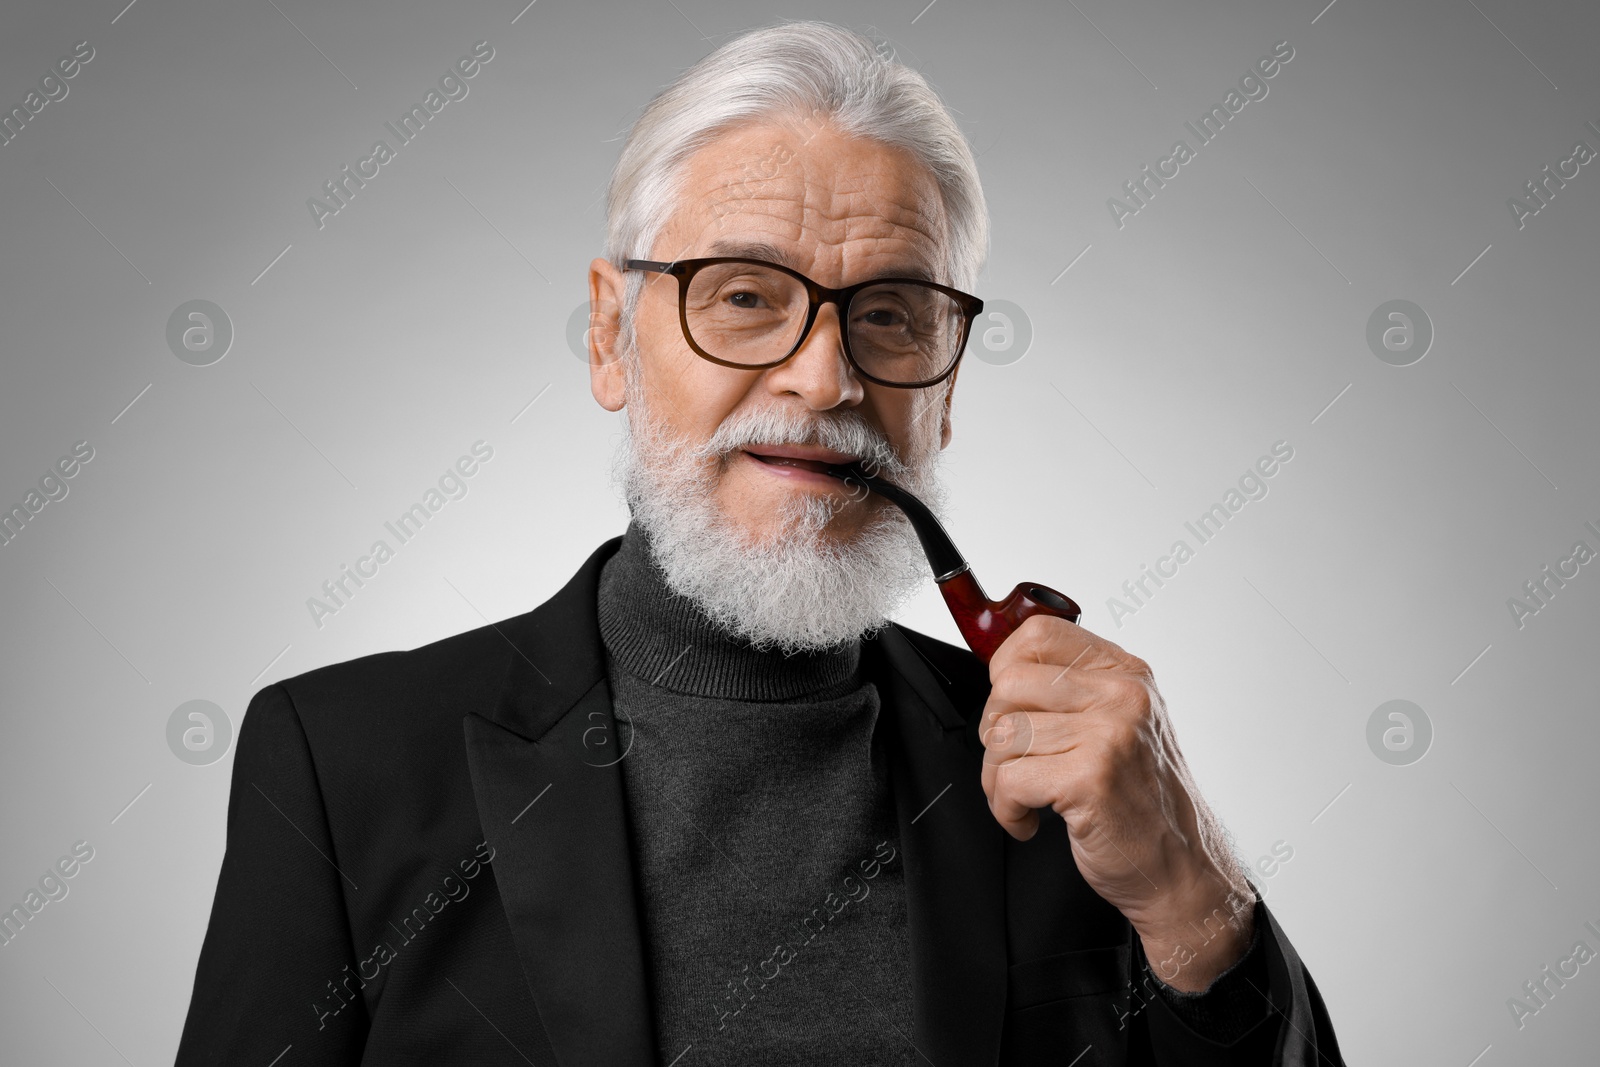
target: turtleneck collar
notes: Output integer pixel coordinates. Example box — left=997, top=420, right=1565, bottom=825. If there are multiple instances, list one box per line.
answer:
left=595, top=519, right=862, bottom=701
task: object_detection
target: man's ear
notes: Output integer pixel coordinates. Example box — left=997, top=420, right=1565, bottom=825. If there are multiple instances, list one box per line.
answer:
left=939, top=363, right=960, bottom=449
left=587, top=257, right=627, bottom=412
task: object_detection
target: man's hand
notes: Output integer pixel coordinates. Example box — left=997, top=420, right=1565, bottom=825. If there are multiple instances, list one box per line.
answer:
left=978, top=614, right=1256, bottom=992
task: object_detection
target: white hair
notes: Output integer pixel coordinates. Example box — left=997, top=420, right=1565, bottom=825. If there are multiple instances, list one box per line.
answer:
left=602, top=18, right=990, bottom=361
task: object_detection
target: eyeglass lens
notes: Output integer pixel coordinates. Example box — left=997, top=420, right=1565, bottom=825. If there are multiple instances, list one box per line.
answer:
left=683, top=262, right=964, bottom=384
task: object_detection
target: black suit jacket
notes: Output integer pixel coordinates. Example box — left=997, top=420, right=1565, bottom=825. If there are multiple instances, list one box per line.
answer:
left=175, top=535, right=1343, bottom=1065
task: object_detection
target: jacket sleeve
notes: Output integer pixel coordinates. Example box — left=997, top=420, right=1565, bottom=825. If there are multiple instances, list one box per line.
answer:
left=1135, top=900, right=1345, bottom=1066
left=174, top=684, right=370, bottom=1065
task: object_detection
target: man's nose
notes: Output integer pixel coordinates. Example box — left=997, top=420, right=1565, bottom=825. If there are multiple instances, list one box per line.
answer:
left=762, top=301, right=864, bottom=408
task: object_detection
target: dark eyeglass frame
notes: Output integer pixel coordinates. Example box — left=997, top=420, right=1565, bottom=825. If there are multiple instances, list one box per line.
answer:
left=623, top=256, right=983, bottom=389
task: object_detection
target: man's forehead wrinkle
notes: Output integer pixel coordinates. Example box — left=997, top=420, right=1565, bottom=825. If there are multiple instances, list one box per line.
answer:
left=818, top=166, right=947, bottom=282
left=819, top=144, right=946, bottom=251
left=671, top=136, right=946, bottom=283
left=699, top=194, right=942, bottom=278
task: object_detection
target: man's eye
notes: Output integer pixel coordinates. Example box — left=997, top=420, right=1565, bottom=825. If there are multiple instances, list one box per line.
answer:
left=727, top=290, right=764, bottom=308
left=860, top=308, right=902, bottom=326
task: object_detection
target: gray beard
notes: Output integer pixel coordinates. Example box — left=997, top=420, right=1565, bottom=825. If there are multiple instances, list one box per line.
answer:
left=608, top=354, right=951, bottom=655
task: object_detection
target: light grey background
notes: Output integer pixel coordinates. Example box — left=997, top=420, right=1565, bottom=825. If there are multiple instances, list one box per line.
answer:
left=2, top=0, right=1596, bottom=1062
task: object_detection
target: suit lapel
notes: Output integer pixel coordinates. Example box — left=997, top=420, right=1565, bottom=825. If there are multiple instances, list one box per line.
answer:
left=463, top=535, right=1007, bottom=1067
left=462, top=536, right=657, bottom=1067
left=867, top=624, right=1009, bottom=1066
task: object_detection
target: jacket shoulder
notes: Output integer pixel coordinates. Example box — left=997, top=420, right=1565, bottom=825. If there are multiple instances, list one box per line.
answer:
left=234, top=612, right=544, bottom=869
left=266, top=610, right=531, bottom=742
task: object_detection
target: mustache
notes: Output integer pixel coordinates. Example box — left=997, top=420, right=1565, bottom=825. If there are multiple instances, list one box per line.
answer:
left=693, top=406, right=914, bottom=482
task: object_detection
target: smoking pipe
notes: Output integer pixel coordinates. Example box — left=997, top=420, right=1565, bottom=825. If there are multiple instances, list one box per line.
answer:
left=822, top=461, right=1082, bottom=664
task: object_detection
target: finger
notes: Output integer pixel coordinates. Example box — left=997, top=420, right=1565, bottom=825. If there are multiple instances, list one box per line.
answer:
left=988, top=612, right=1147, bottom=683
left=981, top=707, right=1097, bottom=764
left=978, top=701, right=1101, bottom=819
left=987, top=750, right=1080, bottom=841
left=988, top=798, right=1039, bottom=842
left=978, top=660, right=1130, bottom=738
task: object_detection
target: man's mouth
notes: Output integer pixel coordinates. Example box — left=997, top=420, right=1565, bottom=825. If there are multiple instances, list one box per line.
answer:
left=746, top=453, right=832, bottom=474
left=740, top=445, right=859, bottom=477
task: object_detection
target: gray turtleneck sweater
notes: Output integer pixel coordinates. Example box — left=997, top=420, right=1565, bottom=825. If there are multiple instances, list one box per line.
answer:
left=596, top=521, right=1268, bottom=1064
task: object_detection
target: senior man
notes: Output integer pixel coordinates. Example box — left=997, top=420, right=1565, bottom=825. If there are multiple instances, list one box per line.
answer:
left=176, top=19, right=1342, bottom=1067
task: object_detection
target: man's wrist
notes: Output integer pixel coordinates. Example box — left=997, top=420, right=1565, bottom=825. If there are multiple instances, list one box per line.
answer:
left=1135, top=871, right=1258, bottom=993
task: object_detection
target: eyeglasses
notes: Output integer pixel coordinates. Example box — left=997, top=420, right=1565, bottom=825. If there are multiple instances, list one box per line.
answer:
left=622, top=256, right=983, bottom=389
